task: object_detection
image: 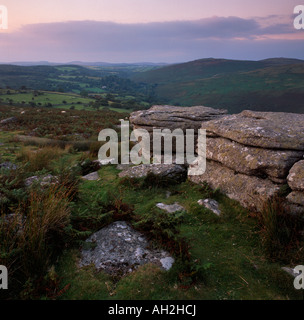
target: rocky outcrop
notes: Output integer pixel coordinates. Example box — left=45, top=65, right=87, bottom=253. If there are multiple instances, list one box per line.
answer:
left=201, top=110, right=304, bottom=150
left=130, top=106, right=304, bottom=214
left=119, top=163, right=187, bottom=183
left=130, top=105, right=227, bottom=133
left=130, top=105, right=227, bottom=163
left=189, top=110, right=304, bottom=213
left=191, top=160, right=281, bottom=212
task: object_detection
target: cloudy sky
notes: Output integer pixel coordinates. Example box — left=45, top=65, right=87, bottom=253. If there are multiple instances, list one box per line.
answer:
left=0, top=0, right=303, bottom=63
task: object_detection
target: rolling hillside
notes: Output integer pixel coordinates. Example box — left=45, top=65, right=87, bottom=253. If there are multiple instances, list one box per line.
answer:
left=131, top=58, right=304, bottom=114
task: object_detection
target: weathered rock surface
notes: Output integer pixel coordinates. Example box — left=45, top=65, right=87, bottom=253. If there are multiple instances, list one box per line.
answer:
left=190, top=160, right=280, bottom=212
left=119, top=164, right=187, bottom=183
left=130, top=105, right=227, bottom=133
left=79, top=221, right=174, bottom=275
left=156, top=202, right=186, bottom=213
left=287, top=160, right=304, bottom=191
left=201, top=110, right=304, bottom=150
left=82, top=171, right=100, bottom=181
left=198, top=199, right=221, bottom=216
left=286, top=191, right=304, bottom=207
left=205, top=137, right=303, bottom=182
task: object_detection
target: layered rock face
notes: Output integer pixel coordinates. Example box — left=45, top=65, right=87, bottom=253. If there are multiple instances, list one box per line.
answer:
left=131, top=106, right=304, bottom=214
left=189, top=110, right=304, bottom=213
left=130, top=105, right=227, bottom=162
left=130, top=105, right=227, bottom=132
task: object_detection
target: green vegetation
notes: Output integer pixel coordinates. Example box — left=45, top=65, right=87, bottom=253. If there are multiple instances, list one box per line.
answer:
left=132, top=58, right=304, bottom=114
left=0, top=89, right=150, bottom=113
left=0, top=64, right=156, bottom=105
left=0, top=126, right=302, bottom=299
left=1, top=57, right=304, bottom=300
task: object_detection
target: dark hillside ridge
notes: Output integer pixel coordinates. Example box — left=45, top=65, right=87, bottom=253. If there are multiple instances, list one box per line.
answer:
left=131, top=58, right=304, bottom=114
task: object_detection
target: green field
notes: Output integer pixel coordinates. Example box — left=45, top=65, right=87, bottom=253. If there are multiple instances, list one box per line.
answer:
left=0, top=90, right=139, bottom=113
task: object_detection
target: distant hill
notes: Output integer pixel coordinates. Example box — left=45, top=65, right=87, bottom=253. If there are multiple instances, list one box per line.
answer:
left=131, top=58, right=304, bottom=114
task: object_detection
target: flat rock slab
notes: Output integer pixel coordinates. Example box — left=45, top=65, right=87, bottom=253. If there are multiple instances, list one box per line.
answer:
left=205, top=137, right=303, bottom=181
left=156, top=202, right=186, bottom=213
left=198, top=199, right=221, bottom=216
left=130, top=105, right=227, bottom=132
left=82, top=171, right=100, bottom=181
left=79, top=221, right=174, bottom=275
left=201, top=110, right=304, bottom=151
left=119, top=164, right=187, bottom=183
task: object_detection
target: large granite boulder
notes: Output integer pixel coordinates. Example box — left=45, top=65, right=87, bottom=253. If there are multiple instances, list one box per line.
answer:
left=130, top=105, right=227, bottom=133
left=201, top=110, right=304, bottom=150
left=205, top=137, right=303, bottom=183
left=79, top=221, right=174, bottom=275
left=119, top=164, right=187, bottom=183
left=189, top=110, right=304, bottom=213
left=130, top=105, right=227, bottom=164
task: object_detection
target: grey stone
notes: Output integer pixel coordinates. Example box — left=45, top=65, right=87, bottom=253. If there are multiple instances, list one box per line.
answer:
left=287, top=160, right=304, bottom=191
left=205, top=137, right=303, bottom=181
left=119, top=164, right=187, bottom=183
left=160, top=257, right=175, bottom=271
left=79, top=221, right=174, bottom=275
left=156, top=202, right=186, bottom=213
left=201, top=110, right=304, bottom=151
left=198, top=199, right=221, bottom=216
left=130, top=105, right=227, bottom=133
left=286, top=191, right=304, bottom=207
left=82, top=171, right=100, bottom=181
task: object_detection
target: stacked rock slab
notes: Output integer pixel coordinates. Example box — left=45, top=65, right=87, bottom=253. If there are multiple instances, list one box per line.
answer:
left=129, top=105, right=227, bottom=163
left=130, top=105, right=227, bottom=132
left=287, top=160, right=304, bottom=208
left=189, top=110, right=304, bottom=213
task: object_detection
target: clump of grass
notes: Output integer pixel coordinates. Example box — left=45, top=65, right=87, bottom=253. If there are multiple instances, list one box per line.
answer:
left=259, top=196, right=304, bottom=263
left=17, top=146, right=68, bottom=172
left=0, top=184, right=72, bottom=299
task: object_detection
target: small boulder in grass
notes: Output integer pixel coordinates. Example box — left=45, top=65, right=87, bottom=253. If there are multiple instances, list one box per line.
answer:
left=156, top=202, right=186, bottom=213
left=82, top=171, right=100, bottom=181
left=198, top=199, right=221, bottom=216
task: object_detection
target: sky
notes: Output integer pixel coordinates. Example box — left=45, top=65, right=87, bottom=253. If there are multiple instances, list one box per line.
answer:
left=0, top=0, right=303, bottom=63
